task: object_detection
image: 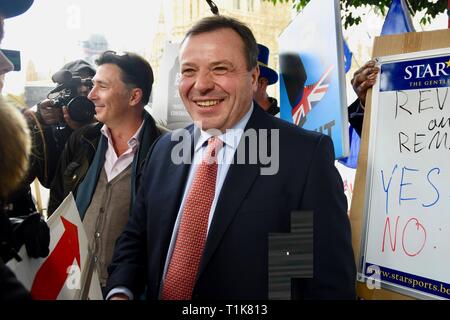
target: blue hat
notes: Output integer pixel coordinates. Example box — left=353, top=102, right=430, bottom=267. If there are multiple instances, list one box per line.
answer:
left=257, top=43, right=278, bottom=85
left=0, top=0, right=34, bottom=19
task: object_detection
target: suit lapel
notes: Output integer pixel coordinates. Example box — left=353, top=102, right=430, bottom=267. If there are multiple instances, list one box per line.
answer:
left=163, top=125, right=197, bottom=219
left=198, top=104, right=273, bottom=277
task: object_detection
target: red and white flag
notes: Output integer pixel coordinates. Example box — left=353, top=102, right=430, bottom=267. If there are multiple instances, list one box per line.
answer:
left=7, top=193, right=102, bottom=300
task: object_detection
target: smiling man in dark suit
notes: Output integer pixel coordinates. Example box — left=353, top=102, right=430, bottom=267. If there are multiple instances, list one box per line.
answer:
left=106, top=15, right=356, bottom=300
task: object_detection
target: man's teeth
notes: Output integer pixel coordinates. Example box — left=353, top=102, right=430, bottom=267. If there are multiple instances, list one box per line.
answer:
left=196, top=100, right=221, bottom=107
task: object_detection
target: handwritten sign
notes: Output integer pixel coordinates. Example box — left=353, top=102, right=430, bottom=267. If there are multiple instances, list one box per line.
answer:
left=360, top=48, right=450, bottom=299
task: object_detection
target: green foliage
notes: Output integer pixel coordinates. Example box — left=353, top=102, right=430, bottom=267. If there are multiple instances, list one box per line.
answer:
left=265, top=0, right=447, bottom=29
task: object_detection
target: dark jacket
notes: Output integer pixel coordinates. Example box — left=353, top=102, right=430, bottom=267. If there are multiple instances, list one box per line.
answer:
left=348, top=99, right=364, bottom=137
left=48, top=112, right=162, bottom=216
left=4, top=113, right=73, bottom=217
left=266, top=97, right=280, bottom=116
left=107, top=104, right=356, bottom=300
left=0, top=206, right=19, bottom=263
left=0, top=209, right=31, bottom=300
left=0, top=259, right=30, bottom=300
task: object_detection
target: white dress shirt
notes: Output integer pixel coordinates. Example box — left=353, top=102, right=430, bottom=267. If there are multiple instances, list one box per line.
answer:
left=100, top=121, right=144, bottom=182
left=159, top=104, right=253, bottom=295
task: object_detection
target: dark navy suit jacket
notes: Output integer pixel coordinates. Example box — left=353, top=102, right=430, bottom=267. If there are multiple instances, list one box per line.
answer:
left=106, top=104, right=356, bottom=300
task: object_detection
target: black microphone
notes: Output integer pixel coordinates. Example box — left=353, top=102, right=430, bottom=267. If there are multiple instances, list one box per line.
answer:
left=49, top=69, right=73, bottom=94
left=206, top=0, right=219, bottom=15
left=51, top=69, right=72, bottom=84
left=48, top=83, right=66, bottom=95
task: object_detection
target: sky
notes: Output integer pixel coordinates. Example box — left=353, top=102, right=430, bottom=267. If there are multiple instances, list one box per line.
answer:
left=2, top=0, right=163, bottom=94
left=1, top=0, right=448, bottom=96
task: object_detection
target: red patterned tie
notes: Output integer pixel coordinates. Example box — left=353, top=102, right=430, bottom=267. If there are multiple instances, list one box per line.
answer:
left=161, top=136, right=223, bottom=300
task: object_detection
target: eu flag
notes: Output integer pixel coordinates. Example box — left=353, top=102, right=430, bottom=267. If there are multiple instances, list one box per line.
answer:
left=343, top=39, right=352, bottom=73
left=381, top=0, right=415, bottom=35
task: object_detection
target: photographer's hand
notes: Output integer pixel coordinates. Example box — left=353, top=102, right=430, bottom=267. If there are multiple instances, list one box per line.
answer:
left=37, top=99, right=63, bottom=125
left=62, top=106, right=85, bottom=130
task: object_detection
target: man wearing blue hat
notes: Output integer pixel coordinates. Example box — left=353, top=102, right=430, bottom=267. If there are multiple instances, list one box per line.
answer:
left=254, top=43, right=280, bottom=116
left=0, top=0, right=33, bottom=19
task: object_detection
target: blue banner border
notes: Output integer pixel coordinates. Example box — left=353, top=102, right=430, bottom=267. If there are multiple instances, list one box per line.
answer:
left=365, top=262, right=450, bottom=299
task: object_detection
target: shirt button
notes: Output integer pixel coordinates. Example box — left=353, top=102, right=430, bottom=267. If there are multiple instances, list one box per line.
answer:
left=94, top=256, right=98, bottom=263
left=95, top=232, right=100, bottom=238
left=72, top=174, right=77, bottom=180
left=99, top=207, right=105, bottom=213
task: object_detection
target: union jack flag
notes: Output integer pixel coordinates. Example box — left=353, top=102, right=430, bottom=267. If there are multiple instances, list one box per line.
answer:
left=292, top=64, right=334, bottom=127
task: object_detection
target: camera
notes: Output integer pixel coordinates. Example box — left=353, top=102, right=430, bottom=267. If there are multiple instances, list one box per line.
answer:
left=47, top=69, right=95, bottom=124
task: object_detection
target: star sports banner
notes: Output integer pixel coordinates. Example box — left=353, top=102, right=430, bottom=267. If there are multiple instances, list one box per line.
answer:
left=379, top=55, right=450, bottom=92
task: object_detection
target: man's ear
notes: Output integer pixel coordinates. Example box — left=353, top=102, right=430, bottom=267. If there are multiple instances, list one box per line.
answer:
left=129, top=88, right=143, bottom=107
left=251, top=65, right=260, bottom=91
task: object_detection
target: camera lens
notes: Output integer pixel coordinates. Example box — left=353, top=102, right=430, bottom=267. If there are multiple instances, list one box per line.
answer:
left=67, top=96, right=95, bottom=123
